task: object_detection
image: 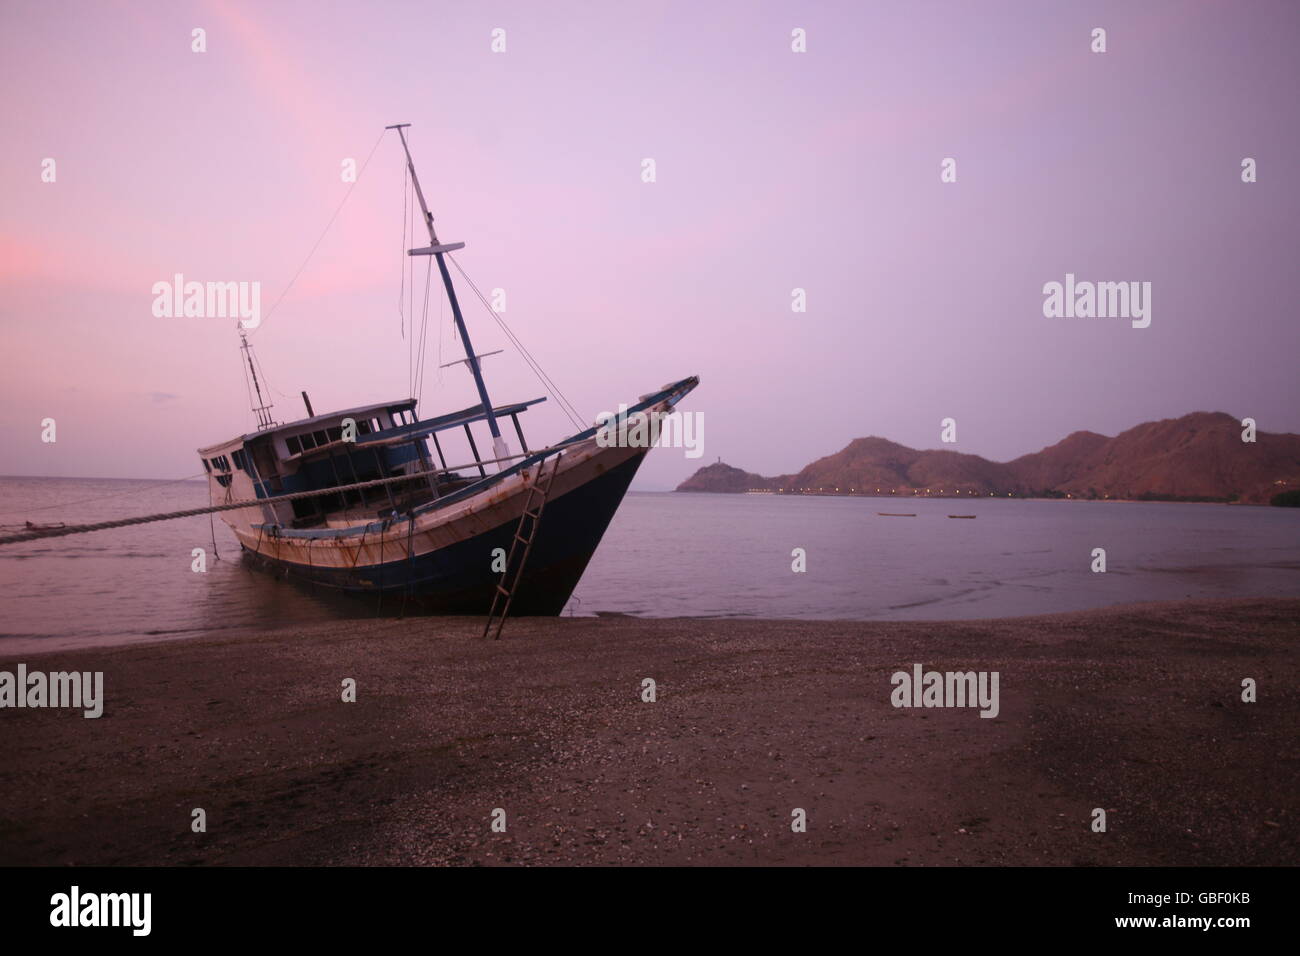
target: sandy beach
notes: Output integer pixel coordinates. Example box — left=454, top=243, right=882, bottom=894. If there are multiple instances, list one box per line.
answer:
left=0, top=598, right=1295, bottom=866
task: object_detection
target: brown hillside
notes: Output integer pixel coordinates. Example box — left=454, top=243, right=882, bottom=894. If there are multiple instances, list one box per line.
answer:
left=675, top=413, right=1300, bottom=503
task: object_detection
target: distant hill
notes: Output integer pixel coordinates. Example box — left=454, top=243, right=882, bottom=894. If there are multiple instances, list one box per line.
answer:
left=675, top=413, right=1300, bottom=504
left=674, top=462, right=785, bottom=493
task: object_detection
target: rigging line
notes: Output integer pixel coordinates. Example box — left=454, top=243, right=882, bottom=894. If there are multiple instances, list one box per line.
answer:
left=249, top=331, right=291, bottom=403
left=253, top=128, right=388, bottom=335
left=414, top=255, right=434, bottom=407
left=447, top=255, right=584, bottom=426
left=446, top=254, right=586, bottom=429
left=412, top=255, right=423, bottom=403
left=251, top=347, right=282, bottom=411
left=403, top=161, right=412, bottom=394
left=496, top=314, right=583, bottom=429
left=239, top=338, right=257, bottom=423
left=436, top=286, right=444, bottom=387
left=409, top=180, right=417, bottom=396
left=0, top=473, right=208, bottom=517
left=452, top=266, right=580, bottom=426
left=247, top=346, right=279, bottom=418
left=398, top=153, right=409, bottom=344
left=405, top=169, right=420, bottom=399
left=412, top=256, right=426, bottom=403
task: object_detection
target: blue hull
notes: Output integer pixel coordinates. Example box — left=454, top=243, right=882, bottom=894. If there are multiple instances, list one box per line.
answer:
left=241, top=449, right=647, bottom=615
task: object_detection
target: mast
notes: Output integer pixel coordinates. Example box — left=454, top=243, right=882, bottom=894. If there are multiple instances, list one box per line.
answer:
left=388, top=124, right=511, bottom=465
left=240, top=331, right=276, bottom=430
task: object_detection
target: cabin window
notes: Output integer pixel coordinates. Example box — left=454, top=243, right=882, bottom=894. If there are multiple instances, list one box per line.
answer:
left=300, top=433, right=317, bottom=450
left=202, top=458, right=211, bottom=472
left=232, top=449, right=248, bottom=472
left=357, top=419, right=372, bottom=436
left=286, top=435, right=302, bottom=455
left=215, top=473, right=232, bottom=488
left=371, top=418, right=381, bottom=432
left=314, top=429, right=328, bottom=446
left=327, top=426, right=342, bottom=443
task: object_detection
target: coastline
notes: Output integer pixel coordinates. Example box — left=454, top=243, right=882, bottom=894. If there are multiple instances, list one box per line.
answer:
left=673, top=489, right=1272, bottom=505
left=2, top=597, right=1295, bottom=866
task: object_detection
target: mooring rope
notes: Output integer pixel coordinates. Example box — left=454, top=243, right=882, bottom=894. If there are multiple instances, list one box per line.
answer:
left=0, top=472, right=208, bottom=517
left=0, top=443, right=571, bottom=546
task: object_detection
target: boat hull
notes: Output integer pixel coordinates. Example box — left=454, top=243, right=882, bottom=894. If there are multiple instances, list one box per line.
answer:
left=238, top=443, right=648, bottom=615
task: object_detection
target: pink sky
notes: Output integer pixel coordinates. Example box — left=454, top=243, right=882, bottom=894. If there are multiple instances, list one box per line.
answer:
left=2, top=0, right=1298, bottom=489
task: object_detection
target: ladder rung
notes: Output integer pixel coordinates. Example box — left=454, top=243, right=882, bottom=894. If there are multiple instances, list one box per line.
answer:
left=484, top=455, right=559, bottom=638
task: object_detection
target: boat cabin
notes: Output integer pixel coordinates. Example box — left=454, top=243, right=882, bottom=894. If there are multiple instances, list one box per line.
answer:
left=197, top=395, right=545, bottom=530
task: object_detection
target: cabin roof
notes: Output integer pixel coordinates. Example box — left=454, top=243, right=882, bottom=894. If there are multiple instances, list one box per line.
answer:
left=279, top=397, right=548, bottom=463
left=200, top=395, right=551, bottom=459
left=197, top=398, right=416, bottom=454
left=356, top=397, right=547, bottom=447
left=264, top=398, right=418, bottom=438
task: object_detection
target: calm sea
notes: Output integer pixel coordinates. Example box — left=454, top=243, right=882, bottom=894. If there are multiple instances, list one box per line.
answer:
left=1, top=476, right=1298, bottom=653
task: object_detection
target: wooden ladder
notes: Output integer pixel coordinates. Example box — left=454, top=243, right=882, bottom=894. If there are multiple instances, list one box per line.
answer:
left=483, top=455, right=560, bottom=640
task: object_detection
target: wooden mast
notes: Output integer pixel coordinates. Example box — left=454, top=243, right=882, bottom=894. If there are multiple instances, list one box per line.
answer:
left=387, top=123, right=511, bottom=466
left=239, top=331, right=275, bottom=430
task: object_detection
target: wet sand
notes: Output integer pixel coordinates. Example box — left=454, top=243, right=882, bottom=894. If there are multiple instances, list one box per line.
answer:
left=0, top=598, right=1295, bottom=866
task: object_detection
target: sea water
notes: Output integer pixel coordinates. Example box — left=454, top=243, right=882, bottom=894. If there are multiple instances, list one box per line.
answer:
left=1, top=477, right=1297, bottom=652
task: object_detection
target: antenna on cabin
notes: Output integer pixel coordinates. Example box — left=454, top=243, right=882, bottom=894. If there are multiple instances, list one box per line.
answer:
left=387, top=123, right=512, bottom=466
left=239, top=331, right=276, bottom=430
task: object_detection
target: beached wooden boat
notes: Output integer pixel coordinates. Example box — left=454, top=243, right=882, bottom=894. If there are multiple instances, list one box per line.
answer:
left=197, top=126, right=697, bottom=619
